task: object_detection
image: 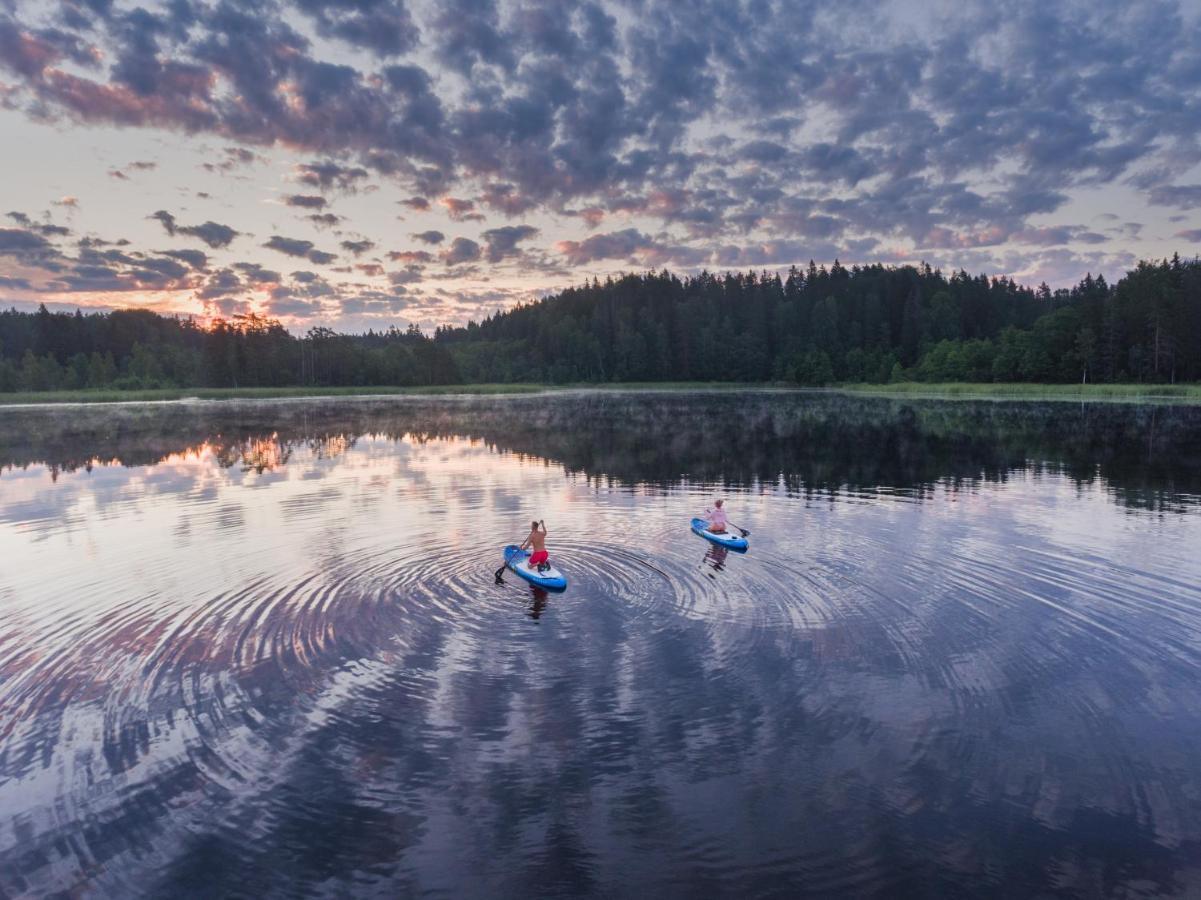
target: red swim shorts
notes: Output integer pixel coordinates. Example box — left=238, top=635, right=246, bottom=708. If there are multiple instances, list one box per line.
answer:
left=529, top=550, right=549, bottom=566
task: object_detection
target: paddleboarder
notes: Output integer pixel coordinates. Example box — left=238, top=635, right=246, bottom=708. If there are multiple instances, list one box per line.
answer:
left=521, top=519, right=550, bottom=572
left=704, top=499, right=729, bottom=534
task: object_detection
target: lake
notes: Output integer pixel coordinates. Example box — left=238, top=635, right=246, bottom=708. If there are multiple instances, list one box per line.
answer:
left=2, top=391, right=1201, bottom=898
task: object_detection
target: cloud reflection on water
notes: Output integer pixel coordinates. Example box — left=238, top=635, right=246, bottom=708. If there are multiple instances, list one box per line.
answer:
left=0, top=394, right=1199, bottom=896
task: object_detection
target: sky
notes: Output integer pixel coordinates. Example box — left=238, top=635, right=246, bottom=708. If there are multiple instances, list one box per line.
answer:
left=1, top=0, right=1200, bottom=333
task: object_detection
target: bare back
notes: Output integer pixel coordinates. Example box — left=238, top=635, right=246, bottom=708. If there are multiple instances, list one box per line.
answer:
left=527, top=529, right=547, bottom=552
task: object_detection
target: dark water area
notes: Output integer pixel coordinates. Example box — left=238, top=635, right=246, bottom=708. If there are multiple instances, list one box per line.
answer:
left=2, top=391, right=1201, bottom=898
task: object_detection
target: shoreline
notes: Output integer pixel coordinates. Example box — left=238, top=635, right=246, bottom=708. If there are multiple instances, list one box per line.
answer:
left=2, top=381, right=1200, bottom=407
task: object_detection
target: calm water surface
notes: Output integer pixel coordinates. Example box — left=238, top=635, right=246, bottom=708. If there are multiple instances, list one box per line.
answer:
left=2, top=392, right=1201, bottom=898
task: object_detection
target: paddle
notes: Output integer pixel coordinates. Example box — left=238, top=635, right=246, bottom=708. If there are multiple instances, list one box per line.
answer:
left=496, top=521, right=543, bottom=582
left=494, top=545, right=516, bottom=583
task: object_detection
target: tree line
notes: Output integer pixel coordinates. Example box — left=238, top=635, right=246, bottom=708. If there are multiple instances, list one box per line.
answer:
left=0, top=309, right=459, bottom=391
left=439, top=256, right=1201, bottom=385
left=2, top=254, right=1199, bottom=391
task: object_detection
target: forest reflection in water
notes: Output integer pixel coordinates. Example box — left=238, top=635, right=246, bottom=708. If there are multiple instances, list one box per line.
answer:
left=3, top=390, right=1200, bottom=509
left=1, top=391, right=1200, bottom=898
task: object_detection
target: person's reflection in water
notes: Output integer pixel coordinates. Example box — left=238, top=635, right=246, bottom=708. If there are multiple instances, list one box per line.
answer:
left=704, top=544, right=728, bottom=576
left=528, top=587, right=549, bottom=620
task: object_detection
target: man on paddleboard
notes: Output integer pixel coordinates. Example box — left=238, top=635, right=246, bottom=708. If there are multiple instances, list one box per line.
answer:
left=704, top=499, right=728, bottom=533
left=521, top=520, right=550, bottom=571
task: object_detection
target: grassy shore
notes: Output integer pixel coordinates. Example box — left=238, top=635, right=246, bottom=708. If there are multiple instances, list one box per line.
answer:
left=2, top=380, right=1199, bottom=405
left=0, top=381, right=782, bottom=405
left=0, top=384, right=551, bottom=405
left=837, top=382, right=1201, bottom=402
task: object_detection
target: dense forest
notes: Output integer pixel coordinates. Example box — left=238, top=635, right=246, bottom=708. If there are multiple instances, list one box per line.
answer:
left=2, top=255, right=1200, bottom=391
left=441, top=255, right=1201, bottom=385
left=0, top=312, right=460, bottom=392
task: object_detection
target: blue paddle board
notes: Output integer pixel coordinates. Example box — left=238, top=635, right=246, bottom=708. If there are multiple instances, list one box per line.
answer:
left=503, top=545, right=568, bottom=591
left=691, top=517, right=748, bottom=551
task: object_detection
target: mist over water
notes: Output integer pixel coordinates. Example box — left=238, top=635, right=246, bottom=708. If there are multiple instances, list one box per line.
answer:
left=2, top=392, right=1201, bottom=898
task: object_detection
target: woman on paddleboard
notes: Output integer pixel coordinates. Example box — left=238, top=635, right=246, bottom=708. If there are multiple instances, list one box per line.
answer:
left=521, top=520, right=550, bottom=571
left=705, top=499, right=728, bottom=533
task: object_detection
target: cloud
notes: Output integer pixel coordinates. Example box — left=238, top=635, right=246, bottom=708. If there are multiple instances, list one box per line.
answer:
left=109, top=160, right=157, bottom=180
left=264, top=295, right=325, bottom=317
left=77, top=236, right=129, bottom=249
left=133, top=256, right=190, bottom=280
left=337, top=292, right=416, bottom=315
left=284, top=194, right=328, bottom=209
left=440, top=197, right=480, bottom=221
left=159, top=249, right=208, bottom=269
left=1008, top=225, right=1109, bottom=247
left=1147, top=185, right=1201, bottom=210
left=340, top=239, right=375, bottom=256
left=570, top=207, right=606, bottom=228
left=0, top=22, right=68, bottom=78
left=4, top=0, right=1200, bottom=319
left=440, top=237, right=481, bottom=265
left=195, top=269, right=244, bottom=300
left=203, top=297, right=252, bottom=317
left=293, top=0, right=418, bottom=57
left=295, top=160, right=370, bottom=192
left=429, top=0, right=514, bottom=75
left=48, top=244, right=197, bottom=292
left=1174, top=229, right=1201, bottom=242
left=2, top=0, right=1196, bottom=254
left=267, top=235, right=314, bottom=256
left=479, top=182, right=536, bottom=216
left=389, top=265, right=423, bottom=285
left=232, top=262, right=281, bottom=283
left=482, top=224, right=538, bottom=262
left=152, top=210, right=239, bottom=248
left=264, top=235, right=337, bottom=265
left=0, top=228, right=56, bottom=256
left=181, top=221, right=238, bottom=249
left=388, top=250, right=433, bottom=263
left=556, top=228, right=655, bottom=265
left=6, top=213, right=70, bottom=237
left=151, top=210, right=177, bottom=234
left=203, top=147, right=261, bottom=175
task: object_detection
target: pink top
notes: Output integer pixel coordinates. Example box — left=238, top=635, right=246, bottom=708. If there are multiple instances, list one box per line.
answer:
left=708, top=507, right=727, bottom=528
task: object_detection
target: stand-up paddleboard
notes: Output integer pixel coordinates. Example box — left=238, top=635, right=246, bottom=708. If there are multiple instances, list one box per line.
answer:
left=690, top=518, right=749, bottom=551
left=503, top=545, right=568, bottom=591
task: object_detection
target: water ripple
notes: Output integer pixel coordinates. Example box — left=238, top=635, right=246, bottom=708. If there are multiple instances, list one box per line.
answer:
left=2, top=416, right=1201, bottom=897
